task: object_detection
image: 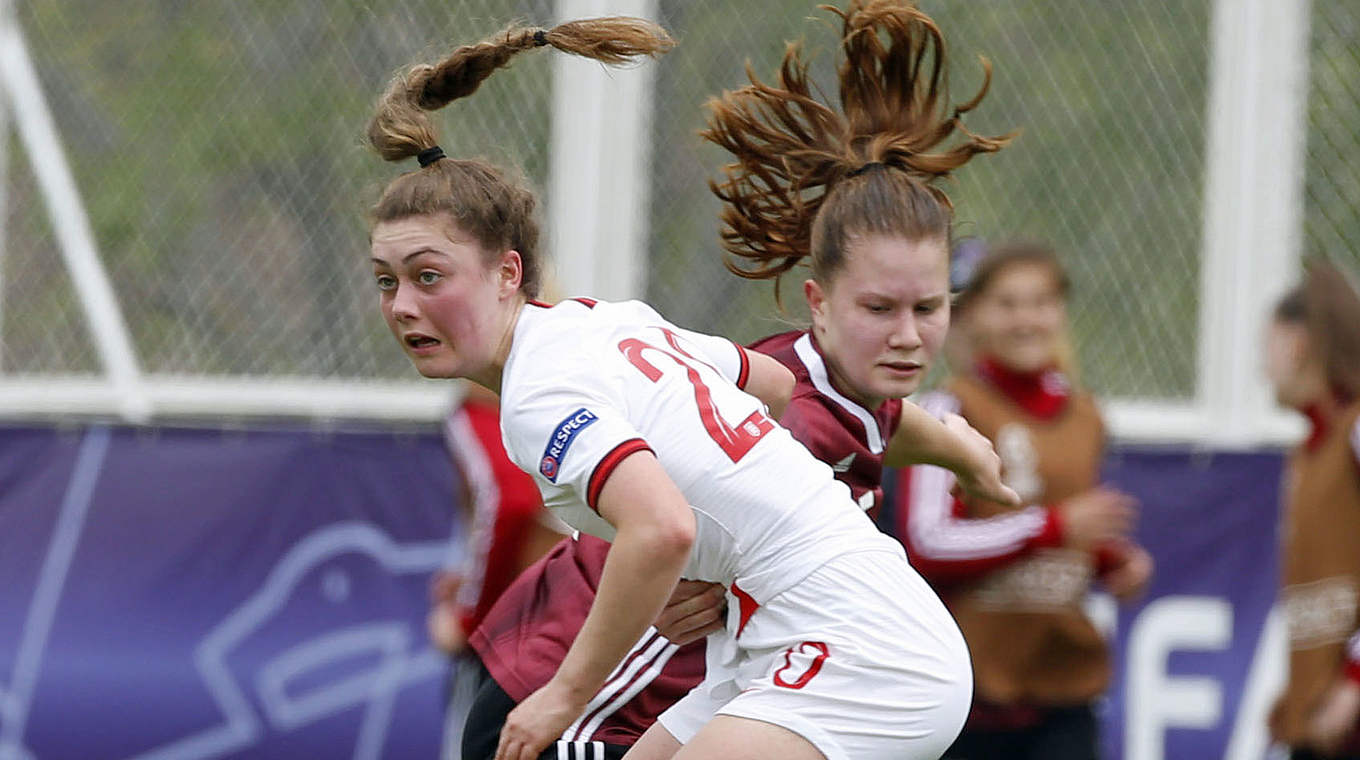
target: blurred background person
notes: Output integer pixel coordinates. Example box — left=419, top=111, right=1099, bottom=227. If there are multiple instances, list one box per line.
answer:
left=430, top=382, right=571, bottom=759
left=1266, top=260, right=1360, bottom=760
left=888, top=240, right=1153, bottom=760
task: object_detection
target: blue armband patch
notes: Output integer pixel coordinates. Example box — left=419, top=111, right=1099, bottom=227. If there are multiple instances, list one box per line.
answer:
left=540, top=408, right=598, bottom=482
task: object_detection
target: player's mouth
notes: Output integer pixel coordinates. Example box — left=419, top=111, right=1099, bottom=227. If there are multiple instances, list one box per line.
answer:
left=403, top=332, right=443, bottom=356
left=879, top=360, right=923, bottom=377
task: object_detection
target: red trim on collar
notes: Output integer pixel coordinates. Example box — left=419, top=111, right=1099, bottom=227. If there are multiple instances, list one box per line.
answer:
left=974, top=356, right=1071, bottom=420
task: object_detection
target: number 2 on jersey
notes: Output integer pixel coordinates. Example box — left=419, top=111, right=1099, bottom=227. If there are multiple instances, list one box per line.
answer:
left=618, top=335, right=774, bottom=462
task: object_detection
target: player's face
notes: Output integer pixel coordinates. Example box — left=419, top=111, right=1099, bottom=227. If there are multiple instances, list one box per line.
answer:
left=370, top=214, right=520, bottom=382
left=806, top=235, right=950, bottom=408
left=967, top=262, right=1066, bottom=373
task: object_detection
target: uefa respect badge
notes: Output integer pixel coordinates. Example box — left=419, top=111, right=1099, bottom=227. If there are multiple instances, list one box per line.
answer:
left=540, top=408, right=599, bottom=482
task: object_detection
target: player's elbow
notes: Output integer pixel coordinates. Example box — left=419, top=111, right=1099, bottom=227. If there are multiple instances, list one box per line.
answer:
left=623, top=504, right=694, bottom=567
left=648, top=509, right=695, bottom=560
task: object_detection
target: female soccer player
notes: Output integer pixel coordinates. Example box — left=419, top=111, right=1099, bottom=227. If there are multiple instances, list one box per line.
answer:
left=1265, top=260, right=1360, bottom=760
left=890, top=241, right=1151, bottom=760
left=365, top=10, right=1013, bottom=760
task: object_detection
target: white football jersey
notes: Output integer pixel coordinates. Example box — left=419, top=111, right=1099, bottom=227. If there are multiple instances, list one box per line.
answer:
left=499, top=299, right=896, bottom=603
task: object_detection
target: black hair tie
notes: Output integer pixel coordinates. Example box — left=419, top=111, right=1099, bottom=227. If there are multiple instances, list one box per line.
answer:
left=416, top=145, right=446, bottom=168
left=533, top=29, right=549, bottom=47
left=847, top=161, right=887, bottom=178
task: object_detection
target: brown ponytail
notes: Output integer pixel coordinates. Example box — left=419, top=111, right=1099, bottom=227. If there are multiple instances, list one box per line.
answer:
left=367, top=18, right=675, bottom=297
left=703, top=0, right=1013, bottom=294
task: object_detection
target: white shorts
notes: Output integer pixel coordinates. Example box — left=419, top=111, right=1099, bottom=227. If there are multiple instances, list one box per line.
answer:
left=658, top=548, right=972, bottom=760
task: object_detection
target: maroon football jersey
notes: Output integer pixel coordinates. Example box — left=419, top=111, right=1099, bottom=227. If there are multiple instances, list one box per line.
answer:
left=749, top=329, right=904, bottom=519
left=467, top=328, right=901, bottom=744
left=469, top=533, right=705, bottom=745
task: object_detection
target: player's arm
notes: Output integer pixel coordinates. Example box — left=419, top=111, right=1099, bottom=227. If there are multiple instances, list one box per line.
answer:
left=743, top=349, right=794, bottom=420
left=884, top=402, right=1020, bottom=506
left=496, top=450, right=693, bottom=760
left=660, top=324, right=794, bottom=418
left=893, top=463, right=1062, bottom=584
left=550, top=450, right=693, bottom=696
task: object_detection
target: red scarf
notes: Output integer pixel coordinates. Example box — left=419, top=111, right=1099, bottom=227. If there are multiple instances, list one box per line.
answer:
left=1301, top=403, right=1331, bottom=452
left=974, top=356, right=1071, bottom=421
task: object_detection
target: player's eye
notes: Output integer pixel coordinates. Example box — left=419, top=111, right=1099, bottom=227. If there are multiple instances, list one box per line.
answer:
left=375, top=274, right=397, bottom=291
left=417, top=270, right=442, bottom=286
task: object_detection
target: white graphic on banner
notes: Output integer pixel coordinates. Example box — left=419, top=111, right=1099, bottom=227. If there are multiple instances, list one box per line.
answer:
left=0, top=428, right=111, bottom=760
left=128, top=523, right=449, bottom=760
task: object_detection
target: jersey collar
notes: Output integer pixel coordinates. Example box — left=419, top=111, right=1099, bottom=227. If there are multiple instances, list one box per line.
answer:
left=793, top=333, right=885, bottom=454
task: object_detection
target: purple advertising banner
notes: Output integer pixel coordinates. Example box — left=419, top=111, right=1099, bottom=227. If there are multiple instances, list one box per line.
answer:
left=1098, top=447, right=1286, bottom=760
left=0, top=425, right=1289, bottom=759
left=0, top=424, right=459, bottom=760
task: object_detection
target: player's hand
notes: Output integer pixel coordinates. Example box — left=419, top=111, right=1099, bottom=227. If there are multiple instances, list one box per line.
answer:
left=1101, top=542, right=1153, bottom=602
left=429, top=570, right=463, bottom=602
left=1306, top=678, right=1360, bottom=755
left=496, top=679, right=586, bottom=760
left=1058, top=487, right=1136, bottom=549
left=655, top=580, right=726, bottom=645
left=943, top=413, right=1021, bottom=507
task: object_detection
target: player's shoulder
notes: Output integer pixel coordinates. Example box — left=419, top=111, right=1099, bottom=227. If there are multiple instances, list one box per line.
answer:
left=747, top=329, right=805, bottom=361
left=748, top=329, right=814, bottom=387
left=780, top=392, right=855, bottom=450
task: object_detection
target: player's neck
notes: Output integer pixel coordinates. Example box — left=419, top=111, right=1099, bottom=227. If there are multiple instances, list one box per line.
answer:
left=825, top=353, right=884, bottom=411
left=467, top=297, right=526, bottom=394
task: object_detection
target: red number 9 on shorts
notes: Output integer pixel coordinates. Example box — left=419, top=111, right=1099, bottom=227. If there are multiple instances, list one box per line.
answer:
left=772, top=641, right=830, bottom=690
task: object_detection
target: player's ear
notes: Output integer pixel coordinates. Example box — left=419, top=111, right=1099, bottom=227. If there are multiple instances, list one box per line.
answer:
left=495, top=249, right=524, bottom=298
left=805, top=278, right=826, bottom=322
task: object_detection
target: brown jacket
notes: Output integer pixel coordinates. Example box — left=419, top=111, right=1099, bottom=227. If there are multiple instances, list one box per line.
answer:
left=1274, top=401, right=1360, bottom=744
left=946, top=373, right=1110, bottom=705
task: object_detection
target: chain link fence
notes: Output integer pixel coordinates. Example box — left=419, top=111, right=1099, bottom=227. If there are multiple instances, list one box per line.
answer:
left=1, top=1, right=1356, bottom=408
left=4, top=0, right=556, bottom=380
left=647, top=0, right=1212, bottom=402
left=1305, top=0, right=1360, bottom=276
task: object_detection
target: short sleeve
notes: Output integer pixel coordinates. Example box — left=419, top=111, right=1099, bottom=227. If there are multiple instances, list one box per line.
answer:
left=655, top=324, right=752, bottom=390
left=502, top=384, right=652, bottom=512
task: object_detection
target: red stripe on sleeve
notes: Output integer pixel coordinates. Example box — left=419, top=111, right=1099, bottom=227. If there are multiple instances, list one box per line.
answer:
left=733, top=342, right=752, bottom=390
left=586, top=438, right=653, bottom=511
left=571, top=297, right=599, bottom=308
